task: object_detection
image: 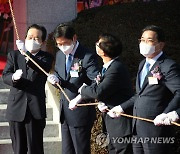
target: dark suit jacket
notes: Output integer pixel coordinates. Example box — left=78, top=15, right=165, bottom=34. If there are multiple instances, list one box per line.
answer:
left=176, top=108, right=180, bottom=117
left=121, top=53, right=180, bottom=137
left=2, top=50, right=53, bottom=122
left=54, top=43, right=99, bottom=127
left=81, top=58, right=133, bottom=137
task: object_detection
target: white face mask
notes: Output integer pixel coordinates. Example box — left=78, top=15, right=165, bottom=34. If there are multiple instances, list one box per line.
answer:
left=25, top=40, right=41, bottom=52
left=58, top=44, right=74, bottom=55
left=139, top=42, right=155, bottom=57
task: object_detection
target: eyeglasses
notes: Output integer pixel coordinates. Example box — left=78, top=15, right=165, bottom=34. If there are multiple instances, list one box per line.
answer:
left=138, top=39, right=157, bottom=44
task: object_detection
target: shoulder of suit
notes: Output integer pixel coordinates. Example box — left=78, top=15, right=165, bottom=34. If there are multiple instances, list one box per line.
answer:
left=9, top=50, right=20, bottom=54
left=109, top=59, right=127, bottom=72
left=39, top=50, right=52, bottom=55
left=56, top=50, right=64, bottom=57
left=39, top=50, right=54, bottom=58
left=113, top=58, right=125, bottom=66
left=76, top=45, right=95, bottom=60
left=8, top=50, right=21, bottom=58
left=77, top=44, right=93, bottom=54
left=159, top=54, right=177, bottom=66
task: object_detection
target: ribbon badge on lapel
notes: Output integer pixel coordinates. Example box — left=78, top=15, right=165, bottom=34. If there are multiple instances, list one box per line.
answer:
left=71, top=58, right=82, bottom=72
left=148, top=66, right=163, bottom=85
left=151, top=66, right=163, bottom=80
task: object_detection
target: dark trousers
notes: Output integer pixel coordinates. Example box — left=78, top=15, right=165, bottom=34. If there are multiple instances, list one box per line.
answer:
left=9, top=114, right=45, bottom=154
left=108, top=135, right=133, bottom=154
left=132, top=135, right=173, bottom=154
left=61, top=120, right=93, bottom=154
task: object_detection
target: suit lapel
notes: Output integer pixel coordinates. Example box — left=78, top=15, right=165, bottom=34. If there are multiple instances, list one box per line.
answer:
left=136, top=60, right=145, bottom=92
left=54, top=51, right=66, bottom=80
left=18, top=54, right=27, bottom=78
left=139, top=54, right=165, bottom=92
left=102, top=57, right=119, bottom=76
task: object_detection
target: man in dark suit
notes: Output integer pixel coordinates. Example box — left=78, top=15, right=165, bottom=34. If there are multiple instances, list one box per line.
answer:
left=47, top=23, right=99, bottom=154
left=77, top=33, right=133, bottom=154
left=2, top=24, right=53, bottom=154
left=108, top=25, right=180, bottom=154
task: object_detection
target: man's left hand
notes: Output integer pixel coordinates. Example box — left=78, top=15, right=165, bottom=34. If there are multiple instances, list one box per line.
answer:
left=69, top=94, right=82, bottom=110
left=107, top=105, right=124, bottom=118
left=163, top=111, right=180, bottom=125
left=153, top=113, right=168, bottom=126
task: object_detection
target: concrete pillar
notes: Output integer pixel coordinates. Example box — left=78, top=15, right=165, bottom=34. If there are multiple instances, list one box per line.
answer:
left=13, top=0, right=77, bottom=48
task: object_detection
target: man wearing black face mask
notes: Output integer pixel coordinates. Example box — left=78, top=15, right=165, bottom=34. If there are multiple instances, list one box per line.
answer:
left=108, top=25, right=180, bottom=154
left=47, top=22, right=99, bottom=154
left=2, top=24, right=54, bottom=154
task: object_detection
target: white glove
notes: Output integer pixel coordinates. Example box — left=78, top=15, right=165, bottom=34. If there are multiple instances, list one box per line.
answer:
left=69, top=94, right=82, bottom=110
left=12, top=69, right=23, bottom=81
left=97, top=102, right=108, bottom=112
left=161, top=111, right=179, bottom=125
left=78, top=83, right=87, bottom=94
left=16, top=40, right=27, bottom=55
left=47, top=74, right=59, bottom=85
left=166, top=111, right=179, bottom=123
left=107, top=105, right=124, bottom=118
left=153, top=113, right=168, bottom=126
left=107, top=111, right=117, bottom=118
left=162, top=117, right=171, bottom=125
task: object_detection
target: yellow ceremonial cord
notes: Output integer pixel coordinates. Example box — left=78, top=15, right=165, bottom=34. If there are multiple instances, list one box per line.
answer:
left=8, top=0, right=180, bottom=127
left=8, top=0, right=71, bottom=103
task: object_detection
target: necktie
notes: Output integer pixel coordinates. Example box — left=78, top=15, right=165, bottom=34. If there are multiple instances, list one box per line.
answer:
left=101, top=67, right=106, bottom=76
left=66, top=54, right=73, bottom=73
left=140, top=62, right=150, bottom=88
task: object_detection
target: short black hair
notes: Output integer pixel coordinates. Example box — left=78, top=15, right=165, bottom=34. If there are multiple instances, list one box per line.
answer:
left=26, top=24, right=47, bottom=42
left=141, top=25, right=165, bottom=42
left=98, top=33, right=122, bottom=59
left=53, top=22, right=75, bottom=40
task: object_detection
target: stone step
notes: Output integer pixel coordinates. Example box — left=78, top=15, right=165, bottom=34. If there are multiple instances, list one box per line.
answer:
left=0, top=121, right=59, bottom=139
left=0, top=104, right=6, bottom=122
left=0, top=89, right=10, bottom=104
left=0, top=137, right=61, bottom=154
left=0, top=104, right=53, bottom=122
